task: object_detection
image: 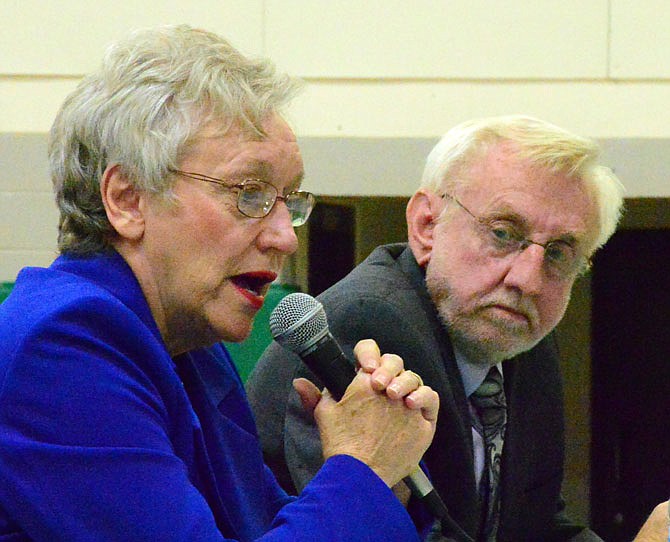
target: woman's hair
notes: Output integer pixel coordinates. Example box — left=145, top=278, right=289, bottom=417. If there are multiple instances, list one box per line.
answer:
left=50, top=24, right=302, bottom=254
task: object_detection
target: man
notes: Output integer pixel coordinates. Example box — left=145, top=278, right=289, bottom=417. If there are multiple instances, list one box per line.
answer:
left=247, top=115, right=624, bottom=541
left=0, top=25, right=439, bottom=541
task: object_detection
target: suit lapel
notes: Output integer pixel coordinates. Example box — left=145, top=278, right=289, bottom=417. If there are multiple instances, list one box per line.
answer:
left=395, top=247, right=482, bottom=536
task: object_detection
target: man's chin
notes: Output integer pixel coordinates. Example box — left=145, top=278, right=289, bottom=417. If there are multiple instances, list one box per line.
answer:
left=451, top=325, right=538, bottom=363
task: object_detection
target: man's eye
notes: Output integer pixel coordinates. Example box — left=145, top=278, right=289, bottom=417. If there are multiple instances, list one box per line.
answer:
left=489, top=223, right=518, bottom=245
left=545, top=242, right=573, bottom=264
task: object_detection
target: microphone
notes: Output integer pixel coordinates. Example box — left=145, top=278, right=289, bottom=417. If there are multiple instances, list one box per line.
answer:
left=269, top=292, right=452, bottom=524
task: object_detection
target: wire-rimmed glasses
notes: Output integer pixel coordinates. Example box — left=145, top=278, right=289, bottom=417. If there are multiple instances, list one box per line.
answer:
left=170, top=169, right=315, bottom=227
left=442, top=193, right=590, bottom=279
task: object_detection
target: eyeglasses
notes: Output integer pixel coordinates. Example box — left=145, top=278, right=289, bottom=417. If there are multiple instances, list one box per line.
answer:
left=170, top=169, right=315, bottom=227
left=441, top=193, right=590, bottom=280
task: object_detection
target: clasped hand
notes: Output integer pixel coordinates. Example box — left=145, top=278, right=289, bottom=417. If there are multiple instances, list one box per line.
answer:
left=293, top=339, right=439, bottom=487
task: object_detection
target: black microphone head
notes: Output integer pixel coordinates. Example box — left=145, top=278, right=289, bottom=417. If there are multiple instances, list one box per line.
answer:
left=269, top=292, right=329, bottom=355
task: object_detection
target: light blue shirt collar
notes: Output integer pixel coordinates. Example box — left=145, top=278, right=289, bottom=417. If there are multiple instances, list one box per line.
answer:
left=453, top=347, right=504, bottom=397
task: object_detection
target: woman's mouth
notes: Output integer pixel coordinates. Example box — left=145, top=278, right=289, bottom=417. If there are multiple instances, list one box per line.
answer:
left=230, top=271, right=278, bottom=309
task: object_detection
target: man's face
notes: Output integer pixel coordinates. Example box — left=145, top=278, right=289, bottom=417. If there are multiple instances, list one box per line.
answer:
left=421, top=143, right=598, bottom=363
left=139, top=114, right=304, bottom=354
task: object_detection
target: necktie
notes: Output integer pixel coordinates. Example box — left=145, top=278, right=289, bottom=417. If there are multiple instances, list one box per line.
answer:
left=470, top=366, right=506, bottom=541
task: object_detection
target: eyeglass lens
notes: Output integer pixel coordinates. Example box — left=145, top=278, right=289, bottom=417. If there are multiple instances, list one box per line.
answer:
left=237, top=181, right=314, bottom=226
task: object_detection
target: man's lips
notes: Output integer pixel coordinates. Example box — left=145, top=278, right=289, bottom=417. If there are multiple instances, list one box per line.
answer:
left=231, top=271, right=278, bottom=309
left=486, top=303, right=531, bottom=323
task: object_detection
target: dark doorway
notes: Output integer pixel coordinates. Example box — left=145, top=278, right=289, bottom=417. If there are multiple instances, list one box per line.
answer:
left=307, top=202, right=355, bottom=296
left=590, top=229, right=670, bottom=540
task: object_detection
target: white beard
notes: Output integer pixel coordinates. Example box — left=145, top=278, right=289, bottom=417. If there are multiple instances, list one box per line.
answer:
left=425, top=264, right=554, bottom=365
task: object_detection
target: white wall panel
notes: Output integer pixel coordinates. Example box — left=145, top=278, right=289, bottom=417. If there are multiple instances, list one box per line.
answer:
left=267, top=0, right=608, bottom=79
left=0, top=192, right=58, bottom=249
left=288, top=80, right=670, bottom=138
left=0, top=250, right=56, bottom=282
left=611, top=0, right=670, bottom=78
left=5, top=78, right=670, bottom=139
left=0, top=0, right=263, bottom=75
left=0, top=134, right=49, bottom=191
left=0, top=79, right=79, bottom=133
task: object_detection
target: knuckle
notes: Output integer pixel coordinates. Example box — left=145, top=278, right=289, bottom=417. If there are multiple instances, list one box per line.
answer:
left=382, top=353, right=404, bottom=366
left=356, top=338, right=377, bottom=349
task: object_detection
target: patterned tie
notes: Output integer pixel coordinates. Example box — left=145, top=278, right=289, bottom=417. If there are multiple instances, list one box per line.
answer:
left=470, top=366, right=506, bottom=541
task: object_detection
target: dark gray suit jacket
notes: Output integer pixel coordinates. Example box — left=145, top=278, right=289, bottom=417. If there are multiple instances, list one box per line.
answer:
left=247, top=243, right=602, bottom=542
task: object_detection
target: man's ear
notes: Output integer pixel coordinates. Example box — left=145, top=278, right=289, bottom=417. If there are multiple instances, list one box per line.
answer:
left=100, top=164, right=145, bottom=242
left=406, top=189, right=439, bottom=267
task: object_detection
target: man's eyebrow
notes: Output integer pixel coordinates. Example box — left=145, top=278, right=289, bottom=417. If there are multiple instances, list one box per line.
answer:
left=483, top=205, right=529, bottom=226
left=485, top=205, right=584, bottom=246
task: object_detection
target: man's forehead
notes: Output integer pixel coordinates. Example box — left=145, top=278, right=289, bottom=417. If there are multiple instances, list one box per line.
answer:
left=457, top=150, right=597, bottom=227
left=462, top=146, right=584, bottom=199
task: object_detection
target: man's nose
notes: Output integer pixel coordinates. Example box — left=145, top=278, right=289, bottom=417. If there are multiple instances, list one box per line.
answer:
left=502, top=243, right=546, bottom=295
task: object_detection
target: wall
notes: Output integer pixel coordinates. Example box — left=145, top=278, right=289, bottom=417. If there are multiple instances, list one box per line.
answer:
left=3, top=1, right=670, bottom=281
left=3, top=1, right=670, bottom=142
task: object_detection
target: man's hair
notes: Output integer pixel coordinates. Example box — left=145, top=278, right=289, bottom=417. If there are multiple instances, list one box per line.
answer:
left=49, top=24, right=302, bottom=254
left=419, top=115, right=625, bottom=252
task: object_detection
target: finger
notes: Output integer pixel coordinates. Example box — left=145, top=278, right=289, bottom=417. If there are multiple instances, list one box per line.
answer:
left=292, top=378, right=322, bottom=415
left=385, top=368, right=422, bottom=398
left=371, top=353, right=405, bottom=392
left=404, top=386, right=440, bottom=422
left=353, top=339, right=382, bottom=373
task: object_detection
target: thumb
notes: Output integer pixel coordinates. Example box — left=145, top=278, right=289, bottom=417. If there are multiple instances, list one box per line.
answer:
left=292, top=377, right=324, bottom=415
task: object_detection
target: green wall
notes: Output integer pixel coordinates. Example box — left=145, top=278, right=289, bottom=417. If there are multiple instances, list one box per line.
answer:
left=224, top=283, right=297, bottom=382
left=0, top=282, right=13, bottom=303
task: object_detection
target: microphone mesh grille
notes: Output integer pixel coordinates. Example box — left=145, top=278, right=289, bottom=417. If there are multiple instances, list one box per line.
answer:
left=269, top=292, right=328, bottom=353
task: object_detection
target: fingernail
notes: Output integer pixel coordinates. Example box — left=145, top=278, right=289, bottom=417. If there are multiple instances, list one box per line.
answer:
left=363, top=358, right=379, bottom=371
left=387, top=383, right=400, bottom=395
left=374, top=374, right=390, bottom=388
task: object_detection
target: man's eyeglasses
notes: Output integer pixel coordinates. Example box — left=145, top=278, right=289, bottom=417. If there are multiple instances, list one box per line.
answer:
left=442, top=193, right=590, bottom=280
left=170, top=169, right=315, bottom=227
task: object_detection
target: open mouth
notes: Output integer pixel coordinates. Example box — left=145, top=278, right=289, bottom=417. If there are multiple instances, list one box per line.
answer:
left=230, top=271, right=277, bottom=306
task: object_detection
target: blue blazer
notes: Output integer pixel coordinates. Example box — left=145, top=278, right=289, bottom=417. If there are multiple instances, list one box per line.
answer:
left=0, top=251, right=419, bottom=542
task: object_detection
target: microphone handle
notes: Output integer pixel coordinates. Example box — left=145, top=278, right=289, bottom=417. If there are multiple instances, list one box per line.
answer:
left=301, top=337, right=355, bottom=399
left=300, top=336, right=467, bottom=539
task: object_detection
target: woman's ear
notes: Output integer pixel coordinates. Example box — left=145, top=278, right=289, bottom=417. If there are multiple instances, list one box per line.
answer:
left=100, top=164, right=145, bottom=242
left=406, top=189, right=439, bottom=267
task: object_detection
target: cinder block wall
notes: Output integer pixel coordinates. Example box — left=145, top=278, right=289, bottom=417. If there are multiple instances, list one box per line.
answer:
left=3, top=1, right=670, bottom=282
